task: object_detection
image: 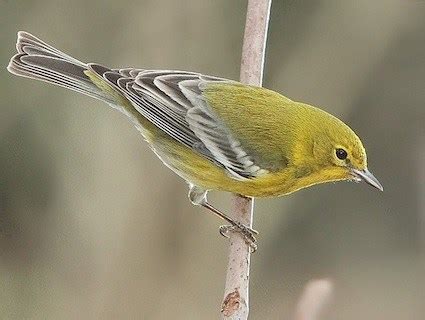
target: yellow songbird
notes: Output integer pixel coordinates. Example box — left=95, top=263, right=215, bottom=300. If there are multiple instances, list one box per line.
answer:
left=7, top=32, right=383, bottom=248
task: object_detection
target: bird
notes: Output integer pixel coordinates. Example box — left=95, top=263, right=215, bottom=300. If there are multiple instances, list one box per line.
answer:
left=7, top=31, right=383, bottom=249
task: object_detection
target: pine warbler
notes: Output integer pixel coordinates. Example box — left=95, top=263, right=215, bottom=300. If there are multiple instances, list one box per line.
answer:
left=8, top=32, right=382, bottom=247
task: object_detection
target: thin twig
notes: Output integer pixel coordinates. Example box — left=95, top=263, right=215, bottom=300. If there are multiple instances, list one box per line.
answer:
left=220, top=1, right=272, bottom=319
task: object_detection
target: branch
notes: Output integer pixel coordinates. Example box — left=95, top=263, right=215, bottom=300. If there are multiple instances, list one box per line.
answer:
left=220, top=1, right=272, bottom=319
left=239, top=0, right=271, bottom=86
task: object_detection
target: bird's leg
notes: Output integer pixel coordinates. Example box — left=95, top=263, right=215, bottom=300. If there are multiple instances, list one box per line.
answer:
left=203, top=202, right=258, bottom=252
left=188, top=185, right=258, bottom=252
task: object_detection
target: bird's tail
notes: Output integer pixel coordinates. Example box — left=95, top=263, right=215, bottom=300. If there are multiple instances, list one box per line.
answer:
left=7, top=31, right=115, bottom=104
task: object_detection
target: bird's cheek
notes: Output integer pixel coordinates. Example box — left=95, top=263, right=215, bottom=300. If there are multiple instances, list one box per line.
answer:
left=320, top=166, right=351, bottom=182
left=342, top=167, right=354, bottom=180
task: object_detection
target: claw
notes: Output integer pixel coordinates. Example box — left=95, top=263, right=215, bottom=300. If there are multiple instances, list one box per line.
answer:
left=219, top=223, right=258, bottom=253
left=219, top=225, right=233, bottom=238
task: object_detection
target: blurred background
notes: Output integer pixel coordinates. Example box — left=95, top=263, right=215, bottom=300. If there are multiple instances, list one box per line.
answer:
left=1, top=0, right=424, bottom=319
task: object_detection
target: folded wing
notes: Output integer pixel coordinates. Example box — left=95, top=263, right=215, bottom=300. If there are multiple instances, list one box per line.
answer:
left=89, top=65, right=270, bottom=180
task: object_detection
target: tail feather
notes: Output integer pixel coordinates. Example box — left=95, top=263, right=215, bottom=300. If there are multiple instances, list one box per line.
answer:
left=7, top=31, right=114, bottom=103
left=15, top=31, right=86, bottom=66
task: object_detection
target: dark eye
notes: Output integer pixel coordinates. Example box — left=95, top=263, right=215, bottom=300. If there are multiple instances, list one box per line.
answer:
left=336, top=148, right=348, bottom=160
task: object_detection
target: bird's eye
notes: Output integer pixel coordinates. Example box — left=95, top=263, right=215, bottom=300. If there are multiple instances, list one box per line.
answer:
left=335, top=148, right=348, bottom=160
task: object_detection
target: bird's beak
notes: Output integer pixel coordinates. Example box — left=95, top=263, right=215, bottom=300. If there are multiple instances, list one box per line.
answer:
left=350, top=168, right=383, bottom=191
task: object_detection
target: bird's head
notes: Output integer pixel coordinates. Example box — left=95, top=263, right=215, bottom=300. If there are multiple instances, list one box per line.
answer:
left=305, top=110, right=383, bottom=191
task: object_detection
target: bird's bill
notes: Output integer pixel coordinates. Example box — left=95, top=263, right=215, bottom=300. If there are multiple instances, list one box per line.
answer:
left=351, top=168, right=383, bottom=191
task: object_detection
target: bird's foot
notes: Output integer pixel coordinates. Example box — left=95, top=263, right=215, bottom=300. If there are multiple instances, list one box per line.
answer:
left=219, top=223, right=258, bottom=253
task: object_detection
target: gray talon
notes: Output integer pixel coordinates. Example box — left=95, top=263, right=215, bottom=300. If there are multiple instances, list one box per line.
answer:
left=219, top=225, right=234, bottom=238
left=218, top=223, right=258, bottom=252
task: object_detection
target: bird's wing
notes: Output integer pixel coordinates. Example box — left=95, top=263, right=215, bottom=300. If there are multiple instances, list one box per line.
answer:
left=88, top=65, right=269, bottom=180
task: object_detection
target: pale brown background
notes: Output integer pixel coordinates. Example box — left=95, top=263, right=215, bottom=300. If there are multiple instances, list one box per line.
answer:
left=1, top=1, right=424, bottom=319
